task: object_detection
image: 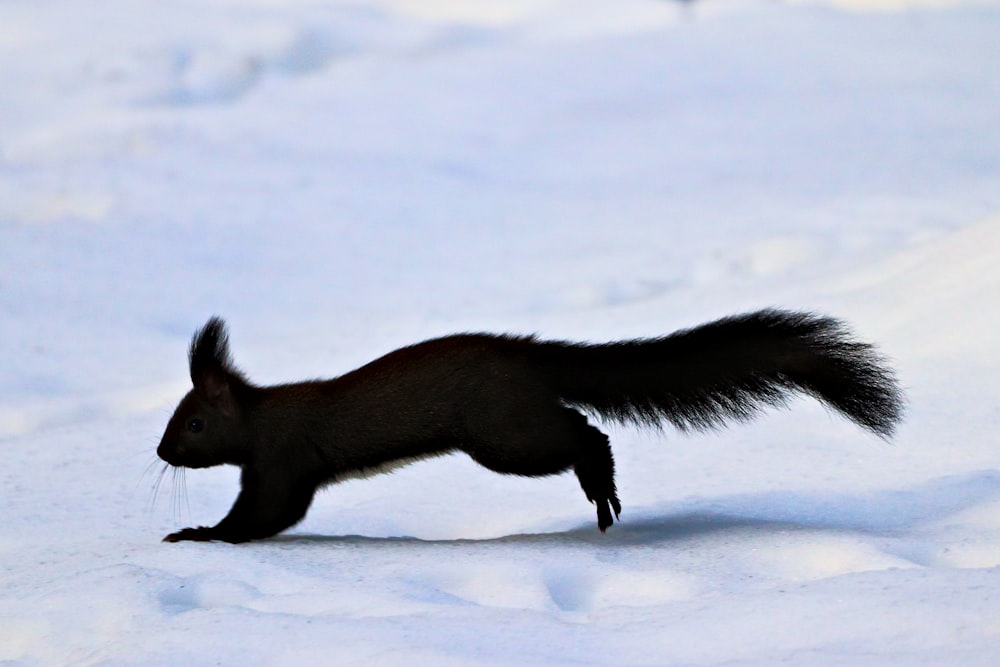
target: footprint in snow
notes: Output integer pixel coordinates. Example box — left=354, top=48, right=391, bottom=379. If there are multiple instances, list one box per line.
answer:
left=158, top=575, right=260, bottom=614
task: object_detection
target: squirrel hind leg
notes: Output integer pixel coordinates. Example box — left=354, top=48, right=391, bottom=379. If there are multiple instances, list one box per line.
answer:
left=566, top=413, right=621, bottom=532
left=462, top=404, right=621, bottom=531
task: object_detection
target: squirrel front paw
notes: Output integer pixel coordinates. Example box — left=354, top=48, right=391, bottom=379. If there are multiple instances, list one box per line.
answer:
left=163, top=526, right=215, bottom=542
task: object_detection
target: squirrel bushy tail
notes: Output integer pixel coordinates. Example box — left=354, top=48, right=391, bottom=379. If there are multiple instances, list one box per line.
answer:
left=532, top=309, right=903, bottom=437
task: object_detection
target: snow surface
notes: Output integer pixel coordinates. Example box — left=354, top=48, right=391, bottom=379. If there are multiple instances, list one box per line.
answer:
left=2, top=0, right=1000, bottom=664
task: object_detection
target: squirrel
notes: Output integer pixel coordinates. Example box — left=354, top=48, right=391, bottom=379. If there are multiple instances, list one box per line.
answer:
left=157, top=309, right=903, bottom=543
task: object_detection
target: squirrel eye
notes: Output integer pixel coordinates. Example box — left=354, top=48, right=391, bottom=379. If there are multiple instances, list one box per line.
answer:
left=187, top=418, right=205, bottom=434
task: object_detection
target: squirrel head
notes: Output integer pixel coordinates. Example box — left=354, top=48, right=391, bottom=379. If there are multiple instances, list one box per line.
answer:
left=157, top=317, right=251, bottom=468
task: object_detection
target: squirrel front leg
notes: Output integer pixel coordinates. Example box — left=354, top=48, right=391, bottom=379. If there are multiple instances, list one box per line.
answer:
left=164, top=468, right=316, bottom=543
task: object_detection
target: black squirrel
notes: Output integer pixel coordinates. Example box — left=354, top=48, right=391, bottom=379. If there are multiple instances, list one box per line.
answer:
left=157, top=309, right=903, bottom=543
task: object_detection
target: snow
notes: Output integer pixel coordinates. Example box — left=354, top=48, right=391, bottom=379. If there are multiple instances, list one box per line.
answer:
left=2, top=0, right=999, bottom=664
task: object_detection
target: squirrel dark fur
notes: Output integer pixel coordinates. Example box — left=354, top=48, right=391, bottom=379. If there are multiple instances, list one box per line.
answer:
left=157, top=309, right=903, bottom=543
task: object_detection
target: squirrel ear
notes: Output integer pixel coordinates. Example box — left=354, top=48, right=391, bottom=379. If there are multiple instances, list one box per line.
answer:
left=187, top=317, right=246, bottom=417
left=189, top=316, right=233, bottom=385
left=199, top=368, right=237, bottom=416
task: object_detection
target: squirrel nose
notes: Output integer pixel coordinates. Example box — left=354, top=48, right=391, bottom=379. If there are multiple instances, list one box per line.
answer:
left=157, top=441, right=179, bottom=464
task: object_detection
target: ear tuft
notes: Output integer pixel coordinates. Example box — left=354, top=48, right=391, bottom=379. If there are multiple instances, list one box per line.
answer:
left=189, top=316, right=235, bottom=384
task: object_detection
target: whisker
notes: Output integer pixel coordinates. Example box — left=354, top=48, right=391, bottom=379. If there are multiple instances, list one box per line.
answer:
left=132, top=456, right=162, bottom=501
left=171, top=467, right=179, bottom=522
left=169, top=466, right=190, bottom=523
left=128, top=447, right=159, bottom=462
left=149, top=464, right=169, bottom=514
left=180, top=467, right=190, bottom=519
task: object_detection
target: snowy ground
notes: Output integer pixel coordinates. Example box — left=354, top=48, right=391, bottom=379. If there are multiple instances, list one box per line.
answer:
left=2, top=0, right=1000, bottom=664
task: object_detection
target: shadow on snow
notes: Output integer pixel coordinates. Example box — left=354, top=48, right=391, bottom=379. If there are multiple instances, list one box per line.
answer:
left=264, top=469, right=1000, bottom=548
